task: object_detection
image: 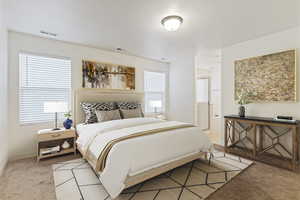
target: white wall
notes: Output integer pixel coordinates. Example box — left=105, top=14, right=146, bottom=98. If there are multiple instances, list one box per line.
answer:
left=221, top=27, right=300, bottom=145
left=0, top=0, right=8, bottom=174
left=195, top=51, right=222, bottom=143
left=210, top=64, right=222, bottom=139
left=169, top=52, right=195, bottom=123
left=8, top=31, right=169, bottom=160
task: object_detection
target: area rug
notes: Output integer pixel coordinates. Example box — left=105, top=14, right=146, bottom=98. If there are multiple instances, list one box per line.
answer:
left=52, top=151, right=253, bottom=200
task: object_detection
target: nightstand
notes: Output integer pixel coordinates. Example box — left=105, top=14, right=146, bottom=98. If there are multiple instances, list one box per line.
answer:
left=37, top=128, right=76, bottom=162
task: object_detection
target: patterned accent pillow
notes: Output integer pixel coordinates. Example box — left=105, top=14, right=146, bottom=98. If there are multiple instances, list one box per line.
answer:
left=120, top=108, right=143, bottom=119
left=116, top=102, right=139, bottom=109
left=116, top=102, right=144, bottom=118
left=95, top=110, right=121, bottom=122
left=80, top=102, right=116, bottom=124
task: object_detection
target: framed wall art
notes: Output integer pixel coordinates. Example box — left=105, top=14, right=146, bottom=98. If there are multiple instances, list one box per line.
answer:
left=82, top=60, right=135, bottom=90
left=235, top=50, right=296, bottom=102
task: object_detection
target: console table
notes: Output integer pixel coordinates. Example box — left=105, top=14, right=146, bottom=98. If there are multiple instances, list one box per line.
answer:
left=224, top=115, right=300, bottom=171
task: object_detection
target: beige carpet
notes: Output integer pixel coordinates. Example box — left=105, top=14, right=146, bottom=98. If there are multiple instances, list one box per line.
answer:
left=0, top=153, right=300, bottom=200
left=52, top=152, right=252, bottom=200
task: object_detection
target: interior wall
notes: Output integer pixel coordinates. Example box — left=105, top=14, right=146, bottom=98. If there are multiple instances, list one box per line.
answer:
left=0, top=0, right=8, bottom=174
left=221, top=26, right=300, bottom=145
left=195, top=51, right=222, bottom=144
left=168, top=52, right=195, bottom=124
left=8, top=31, right=169, bottom=160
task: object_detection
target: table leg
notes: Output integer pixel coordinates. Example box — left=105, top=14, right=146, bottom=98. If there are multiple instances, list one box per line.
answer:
left=232, top=121, right=235, bottom=145
left=297, top=127, right=300, bottom=162
left=258, top=126, right=264, bottom=152
left=292, top=127, right=297, bottom=171
left=37, top=142, right=40, bottom=163
left=225, top=119, right=228, bottom=152
left=253, top=124, right=257, bottom=158
left=74, top=137, right=77, bottom=155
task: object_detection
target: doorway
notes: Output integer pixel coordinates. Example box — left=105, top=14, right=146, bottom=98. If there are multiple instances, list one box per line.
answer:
left=196, top=78, right=210, bottom=130
left=194, top=65, right=222, bottom=145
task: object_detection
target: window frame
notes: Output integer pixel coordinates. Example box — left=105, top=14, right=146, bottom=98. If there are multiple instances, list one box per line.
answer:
left=18, top=52, right=72, bottom=125
left=143, top=70, right=167, bottom=115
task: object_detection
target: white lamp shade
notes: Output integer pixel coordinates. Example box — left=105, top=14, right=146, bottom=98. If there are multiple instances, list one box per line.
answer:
left=150, top=100, right=162, bottom=108
left=44, top=102, right=68, bottom=113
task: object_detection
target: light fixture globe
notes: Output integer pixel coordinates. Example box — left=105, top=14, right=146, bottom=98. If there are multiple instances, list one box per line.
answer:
left=161, top=15, right=183, bottom=31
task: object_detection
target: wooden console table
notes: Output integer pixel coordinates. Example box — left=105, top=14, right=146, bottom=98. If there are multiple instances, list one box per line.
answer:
left=224, top=115, right=300, bottom=171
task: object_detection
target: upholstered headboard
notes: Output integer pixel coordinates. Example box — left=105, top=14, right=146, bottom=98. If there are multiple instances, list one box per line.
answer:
left=73, top=88, right=144, bottom=125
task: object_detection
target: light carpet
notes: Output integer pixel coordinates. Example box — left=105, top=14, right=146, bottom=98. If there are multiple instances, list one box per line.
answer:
left=52, top=151, right=253, bottom=200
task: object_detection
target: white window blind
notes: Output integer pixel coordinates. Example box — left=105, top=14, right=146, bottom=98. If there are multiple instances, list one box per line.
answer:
left=144, top=71, right=166, bottom=113
left=19, top=53, right=71, bottom=124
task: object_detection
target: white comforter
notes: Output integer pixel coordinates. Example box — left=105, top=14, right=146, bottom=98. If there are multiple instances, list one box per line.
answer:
left=76, top=117, right=163, bottom=154
left=76, top=118, right=212, bottom=199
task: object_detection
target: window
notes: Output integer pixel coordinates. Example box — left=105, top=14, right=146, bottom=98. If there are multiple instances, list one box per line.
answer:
left=19, top=53, right=71, bottom=124
left=144, top=71, right=166, bottom=113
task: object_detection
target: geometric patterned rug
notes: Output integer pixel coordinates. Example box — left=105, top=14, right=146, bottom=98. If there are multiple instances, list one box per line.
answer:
left=52, top=151, right=253, bottom=200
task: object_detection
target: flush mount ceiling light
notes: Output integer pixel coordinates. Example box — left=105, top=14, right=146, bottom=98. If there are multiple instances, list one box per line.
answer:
left=161, top=15, right=183, bottom=31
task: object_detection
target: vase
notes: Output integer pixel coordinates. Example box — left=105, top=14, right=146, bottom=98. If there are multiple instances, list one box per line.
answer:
left=63, top=118, right=73, bottom=129
left=239, top=105, right=245, bottom=117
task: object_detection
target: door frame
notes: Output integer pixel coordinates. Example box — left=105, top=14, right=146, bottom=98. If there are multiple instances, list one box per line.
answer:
left=194, top=76, right=210, bottom=130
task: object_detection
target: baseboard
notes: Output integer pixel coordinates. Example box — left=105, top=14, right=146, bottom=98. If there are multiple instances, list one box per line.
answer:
left=8, top=153, right=36, bottom=162
left=0, top=158, right=8, bottom=176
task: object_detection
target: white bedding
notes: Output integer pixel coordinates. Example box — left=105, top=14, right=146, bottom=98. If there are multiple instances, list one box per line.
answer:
left=76, top=118, right=212, bottom=199
left=76, top=117, right=163, bottom=154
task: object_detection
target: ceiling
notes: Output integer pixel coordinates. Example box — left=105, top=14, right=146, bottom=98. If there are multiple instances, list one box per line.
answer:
left=4, top=0, right=300, bottom=62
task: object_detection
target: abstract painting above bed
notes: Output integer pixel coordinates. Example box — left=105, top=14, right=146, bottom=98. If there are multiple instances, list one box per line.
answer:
left=82, top=60, right=135, bottom=90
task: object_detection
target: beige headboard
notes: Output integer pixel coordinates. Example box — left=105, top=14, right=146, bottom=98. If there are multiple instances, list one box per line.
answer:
left=74, top=88, right=144, bottom=125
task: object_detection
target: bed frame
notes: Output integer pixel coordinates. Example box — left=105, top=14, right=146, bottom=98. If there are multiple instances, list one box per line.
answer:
left=74, top=88, right=207, bottom=188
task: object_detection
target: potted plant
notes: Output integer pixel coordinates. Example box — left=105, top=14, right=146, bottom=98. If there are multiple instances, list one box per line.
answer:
left=63, top=111, right=73, bottom=129
left=237, top=90, right=252, bottom=117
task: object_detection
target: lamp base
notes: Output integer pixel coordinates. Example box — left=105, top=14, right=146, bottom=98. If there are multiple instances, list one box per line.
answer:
left=52, top=112, right=61, bottom=131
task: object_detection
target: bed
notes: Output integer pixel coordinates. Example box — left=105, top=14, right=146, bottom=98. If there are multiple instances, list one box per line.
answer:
left=74, top=88, right=213, bottom=199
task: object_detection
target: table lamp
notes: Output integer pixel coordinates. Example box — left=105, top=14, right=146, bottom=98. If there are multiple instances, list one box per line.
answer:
left=150, top=100, right=162, bottom=114
left=44, top=101, right=68, bottom=130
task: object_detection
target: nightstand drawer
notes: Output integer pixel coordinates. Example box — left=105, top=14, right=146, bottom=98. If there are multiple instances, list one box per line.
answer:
left=38, top=130, right=75, bottom=142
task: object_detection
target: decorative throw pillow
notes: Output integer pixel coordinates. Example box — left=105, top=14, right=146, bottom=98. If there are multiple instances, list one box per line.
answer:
left=116, top=102, right=144, bottom=118
left=117, top=102, right=140, bottom=110
left=120, top=108, right=143, bottom=119
left=95, top=110, right=121, bottom=122
left=80, top=102, right=115, bottom=124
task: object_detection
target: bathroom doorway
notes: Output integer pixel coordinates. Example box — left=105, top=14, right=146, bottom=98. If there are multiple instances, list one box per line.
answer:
left=196, top=78, right=210, bottom=130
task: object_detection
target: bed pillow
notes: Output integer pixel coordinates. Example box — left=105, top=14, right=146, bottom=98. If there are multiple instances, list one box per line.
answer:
left=80, top=102, right=116, bottom=124
left=116, top=102, right=144, bottom=118
left=95, top=109, right=121, bottom=122
left=117, top=102, right=140, bottom=110
left=120, top=108, right=143, bottom=119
